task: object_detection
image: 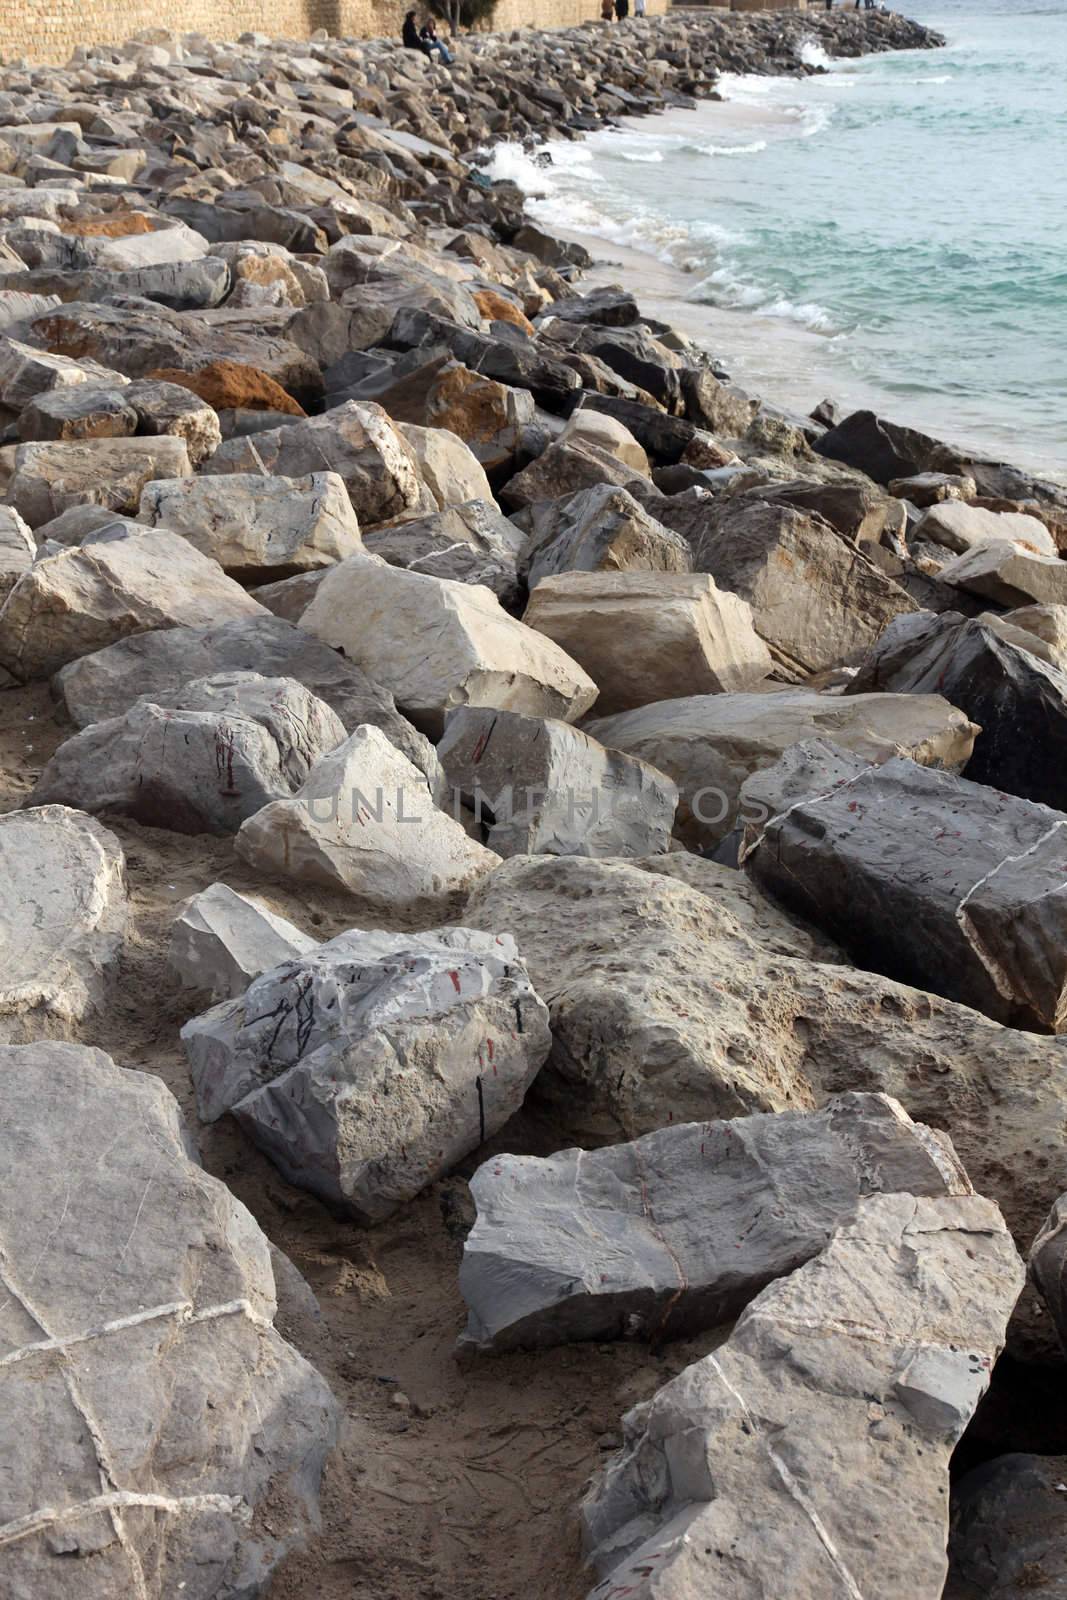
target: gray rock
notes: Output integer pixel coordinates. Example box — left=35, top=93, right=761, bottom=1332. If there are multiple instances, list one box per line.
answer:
left=500, top=436, right=645, bottom=511
left=461, top=1091, right=969, bottom=1352
left=438, top=705, right=677, bottom=858
left=741, top=741, right=1067, bottom=1031
left=588, top=688, right=978, bottom=848
left=520, top=484, right=691, bottom=588
left=0, top=503, right=34, bottom=601
left=939, top=539, right=1067, bottom=607
left=689, top=499, right=918, bottom=676
left=363, top=498, right=524, bottom=605
left=0, top=806, right=126, bottom=1044
left=52, top=614, right=441, bottom=794
left=581, top=1191, right=1023, bottom=1600
left=1029, top=1193, right=1067, bottom=1355
left=119, top=378, right=222, bottom=467
left=17, top=382, right=139, bottom=444
left=32, top=672, right=347, bottom=835
left=235, top=723, right=497, bottom=909
left=182, top=927, right=550, bottom=1222
left=848, top=610, right=1067, bottom=811
left=0, top=1040, right=337, bottom=1600
left=0, top=526, right=264, bottom=680
left=168, top=882, right=317, bottom=1001
left=950, top=1454, right=1067, bottom=1599
left=138, top=470, right=362, bottom=577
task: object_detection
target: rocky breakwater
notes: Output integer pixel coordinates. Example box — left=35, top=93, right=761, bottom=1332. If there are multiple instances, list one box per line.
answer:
left=4, top=9, right=1067, bottom=1600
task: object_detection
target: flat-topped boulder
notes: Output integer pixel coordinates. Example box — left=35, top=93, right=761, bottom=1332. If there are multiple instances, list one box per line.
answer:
left=588, top=688, right=978, bottom=847
left=8, top=434, right=192, bottom=527
left=582, top=1191, right=1022, bottom=1600
left=914, top=499, right=1056, bottom=556
left=300, top=554, right=597, bottom=737
left=236, top=723, right=497, bottom=909
left=0, top=1040, right=337, bottom=1599
left=182, top=927, right=550, bottom=1221
left=460, top=1091, right=969, bottom=1352
left=742, top=741, right=1067, bottom=1031
left=138, top=470, right=362, bottom=577
left=0, top=526, right=265, bottom=680
left=438, top=705, right=677, bottom=858
left=523, top=570, right=771, bottom=715
left=0, top=806, right=126, bottom=1044
left=33, top=672, right=347, bottom=835
left=939, top=539, right=1067, bottom=607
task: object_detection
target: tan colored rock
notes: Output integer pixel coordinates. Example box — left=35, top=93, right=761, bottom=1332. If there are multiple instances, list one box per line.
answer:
left=376, top=357, right=534, bottom=473
left=558, top=408, right=650, bottom=474
left=138, top=471, right=362, bottom=576
left=0, top=527, right=265, bottom=680
left=523, top=571, right=771, bottom=716
left=940, top=539, right=1067, bottom=607
left=395, top=421, right=493, bottom=509
left=148, top=360, right=306, bottom=416
left=301, top=554, right=598, bottom=736
left=0, top=505, right=34, bottom=602
left=472, top=288, right=534, bottom=334
left=1001, top=603, right=1067, bottom=668
left=588, top=688, right=978, bottom=847
left=915, top=500, right=1056, bottom=556
left=8, top=435, right=192, bottom=529
left=236, top=724, right=498, bottom=909
left=521, top=485, right=691, bottom=588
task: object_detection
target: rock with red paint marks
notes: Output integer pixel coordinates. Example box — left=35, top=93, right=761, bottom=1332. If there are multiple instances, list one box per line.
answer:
left=459, top=1091, right=970, bottom=1353
left=181, top=927, right=551, bottom=1223
left=31, top=671, right=346, bottom=835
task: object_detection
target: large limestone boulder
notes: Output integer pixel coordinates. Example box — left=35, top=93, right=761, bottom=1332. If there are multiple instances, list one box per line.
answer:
left=182, top=927, right=550, bottom=1222
left=689, top=500, right=918, bottom=676
left=523, top=571, right=771, bottom=716
left=438, top=705, right=677, bottom=858
left=201, top=400, right=433, bottom=527
left=500, top=436, right=644, bottom=511
left=915, top=499, right=1056, bottom=556
left=363, top=498, right=524, bottom=605
left=461, top=1091, right=969, bottom=1352
left=138, top=471, right=362, bottom=577
left=169, top=883, right=317, bottom=1001
left=588, top=688, right=978, bottom=848
left=52, top=614, right=440, bottom=793
left=848, top=611, right=1067, bottom=811
left=373, top=356, right=535, bottom=474
left=0, top=335, right=125, bottom=407
left=0, top=527, right=265, bottom=680
left=395, top=420, right=493, bottom=509
left=581, top=1191, right=1023, bottom=1600
left=8, top=435, right=192, bottom=528
left=520, top=484, right=691, bottom=589
left=742, top=742, right=1067, bottom=1031
left=236, top=723, right=497, bottom=908
left=0, top=806, right=126, bottom=1044
left=0, top=1040, right=338, bottom=1599
left=300, top=555, right=598, bottom=737
left=558, top=407, right=649, bottom=474
left=32, top=673, right=347, bottom=835
left=940, top=539, right=1067, bottom=607
left=462, top=853, right=1067, bottom=1249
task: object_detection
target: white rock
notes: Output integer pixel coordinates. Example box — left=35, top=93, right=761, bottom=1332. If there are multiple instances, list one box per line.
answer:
left=182, top=926, right=551, bottom=1221
left=236, top=723, right=498, bottom=908
left=939, top=539, right=1067, bottom=607
left=138, top=470, right=362, bottom=575
left=395, top=421, right=494, bottom=508
left=558, top=408, right=650, bottom=474
left=300, top=554, right=598, bottom=737
left=9, top=435, right=193, bottom=528
left=0, top=806, right=126, bottom=1043
left=169, top=882, right=317, bottom=1000
left=915, top=499, right=1057, bottom=556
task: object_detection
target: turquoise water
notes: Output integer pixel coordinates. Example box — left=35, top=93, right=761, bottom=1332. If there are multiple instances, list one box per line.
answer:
left=490, top=1, right=1067, bottom=478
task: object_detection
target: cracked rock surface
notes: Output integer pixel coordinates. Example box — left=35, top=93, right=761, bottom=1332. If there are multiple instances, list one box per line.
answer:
left=0, top=1040, right=338, bottom=1600
left=182, top=927, right=551, bottom=1222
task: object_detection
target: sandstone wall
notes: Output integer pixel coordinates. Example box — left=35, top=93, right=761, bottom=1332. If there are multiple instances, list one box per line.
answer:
left=0, top=0, right=671, bottom=66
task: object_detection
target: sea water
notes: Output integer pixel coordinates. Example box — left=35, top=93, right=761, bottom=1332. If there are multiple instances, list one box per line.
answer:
left=486, top=0, right=1067, bottom=479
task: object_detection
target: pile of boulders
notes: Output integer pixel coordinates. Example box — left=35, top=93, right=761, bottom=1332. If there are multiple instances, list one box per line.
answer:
left=3, top=9, right=1067, bottom=1600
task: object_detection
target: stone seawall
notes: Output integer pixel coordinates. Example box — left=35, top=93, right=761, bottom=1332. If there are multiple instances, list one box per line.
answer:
left=0, top=0, right=672, bottom=67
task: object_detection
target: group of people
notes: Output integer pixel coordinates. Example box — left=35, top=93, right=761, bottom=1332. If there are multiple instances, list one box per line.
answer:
left=600, top=0, right=646, bottom=18
left=402, top=10, right=454, bottom=64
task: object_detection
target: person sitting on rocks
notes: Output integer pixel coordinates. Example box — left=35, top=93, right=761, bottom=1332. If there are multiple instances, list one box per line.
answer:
left=614, top=0, right=629, bottom=17
left=402, top=10, right=427, bottom=51
left=420, top=17, right=454, bottom=64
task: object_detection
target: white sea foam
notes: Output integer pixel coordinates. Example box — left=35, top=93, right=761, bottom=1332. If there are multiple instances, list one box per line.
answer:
left=618, top=148, right=665, bottom=163
left=799, top=38, right=832, bottom=70
left=687, top=139, right=768, bottom=157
